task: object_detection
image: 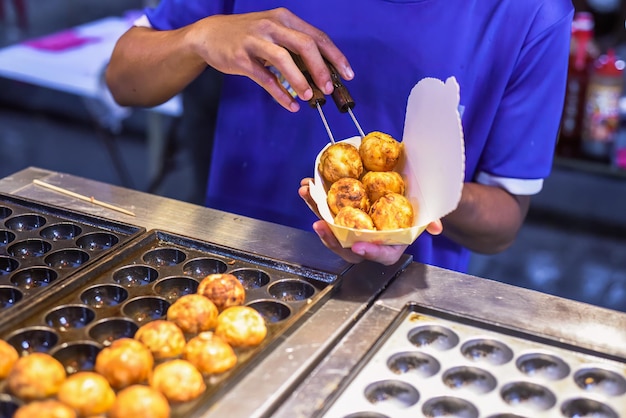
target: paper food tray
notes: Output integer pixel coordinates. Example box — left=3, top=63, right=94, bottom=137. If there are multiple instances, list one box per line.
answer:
left=309, top=76, right=465, bottom=247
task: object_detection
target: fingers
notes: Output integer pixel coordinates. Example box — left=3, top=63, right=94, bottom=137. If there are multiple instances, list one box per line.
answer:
left=238, top=31, right=321, bottom=110
left=258, top=43, right=315, bottom=102
left=297, top=180, right=312, bottom=204
left=351, top=242, right=408, bottom=266
left=312, top=220, right=406, bottom=267
left=426, top=220, right=443, bottom=235
left=267, top=8, right=353, bottom=93
left=193, top=9, right=352, bottom=111
left=298, top=179, right=321, bottom=219
left=312, top=221, right=365, bottom=264
left=248, top=62, right=303, bottom=112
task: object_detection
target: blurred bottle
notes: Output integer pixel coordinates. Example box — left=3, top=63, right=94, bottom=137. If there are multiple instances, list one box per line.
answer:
left=558, top=12, right=599, bottom=158
left=580, top=48, right=625, bottom=161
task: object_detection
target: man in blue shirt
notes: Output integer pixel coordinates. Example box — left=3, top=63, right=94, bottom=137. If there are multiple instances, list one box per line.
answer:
left=106, top=2, right=574, bottom=272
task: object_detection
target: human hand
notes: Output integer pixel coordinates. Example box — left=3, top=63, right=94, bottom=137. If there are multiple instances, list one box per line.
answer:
left=188, top=8, right=353, bottom=112
left=299, top=178, right=443, bottom=266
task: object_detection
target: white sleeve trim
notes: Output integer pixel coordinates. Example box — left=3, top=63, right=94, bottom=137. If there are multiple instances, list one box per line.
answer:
left=475, top=171, right=544, bottom=195
left=133, top=15, right=153, bottom=28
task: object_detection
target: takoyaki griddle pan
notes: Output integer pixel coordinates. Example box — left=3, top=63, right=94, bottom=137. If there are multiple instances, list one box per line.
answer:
left=0, top=192, right=144, bottom=323
left=321, top=303, right=626, bottom=418
left=0, top=229, right=340, bottom=417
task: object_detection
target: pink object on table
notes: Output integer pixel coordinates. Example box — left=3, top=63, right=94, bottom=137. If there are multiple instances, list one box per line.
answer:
left=23, top=29, right=101, bottom=52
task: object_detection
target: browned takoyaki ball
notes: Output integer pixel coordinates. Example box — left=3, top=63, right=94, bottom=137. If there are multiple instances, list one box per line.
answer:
left=0, top=339, right=18, bottom=379
left=359, top=131, right=403, bottom=172
left=14, top=399, right=77, bottom=418
left=134, top=319, right=186, bottom=360
left=197, top=273, right=246, bottom=311
left=183, top=331, right=237, bottom=375
left=318, top=142, right=363, bottom=184
left=150, top=359, right=206, bottom=403
left=167, top=293, right=219, bottom=334
left=369, top=193, right=415, bottom=230
left=334, top=207, right=376, bottom=230
left=94, top=337, right=154, bottom=389
left=326, top=177, right=370, bottom=216
left=215, top=306, right=267, bottom=348
left=108, top=384, right=170, bottom=418
left=57, top=371, right=116, bottom=417
left=7, top=352, right=66, bottom=401
left=361, top=171, right=406, bottom=204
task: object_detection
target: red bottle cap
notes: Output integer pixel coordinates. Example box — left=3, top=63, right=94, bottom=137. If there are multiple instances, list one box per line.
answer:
left=572, top=11, right=594, bottom=33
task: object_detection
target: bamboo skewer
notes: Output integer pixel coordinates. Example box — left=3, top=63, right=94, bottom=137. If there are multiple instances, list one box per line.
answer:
left=33, top=179, right=136, bottom=217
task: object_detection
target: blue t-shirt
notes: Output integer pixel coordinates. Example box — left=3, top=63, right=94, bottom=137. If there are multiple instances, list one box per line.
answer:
left=144, top=0, right=574, bottom=272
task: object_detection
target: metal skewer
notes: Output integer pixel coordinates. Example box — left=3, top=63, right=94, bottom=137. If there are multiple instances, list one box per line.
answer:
left=289, top=53, right=336, bottom=144
left=316, top=102, right=335, bottom=144
left=347, top=107, right=365, bottom=138
left=289, top=52, right=364, bottom=143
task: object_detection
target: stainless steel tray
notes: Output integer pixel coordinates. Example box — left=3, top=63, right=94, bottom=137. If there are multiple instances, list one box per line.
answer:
left=321, top=303, right=626, bottom=418
left=0, top=229, right=341, bottom=417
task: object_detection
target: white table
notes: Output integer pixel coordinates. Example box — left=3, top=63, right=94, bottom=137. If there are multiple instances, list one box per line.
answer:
left=0, top=14, right=183, bottom=188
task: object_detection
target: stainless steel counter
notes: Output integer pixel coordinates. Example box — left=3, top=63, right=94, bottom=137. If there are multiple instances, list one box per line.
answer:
left=2, top=167, right=625, bottom=418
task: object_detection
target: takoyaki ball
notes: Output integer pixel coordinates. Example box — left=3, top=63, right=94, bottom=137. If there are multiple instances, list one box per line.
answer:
left=7, top=352, right=66, bottom=401
left=134, top=320, right=186, bottom=360
left=109, top=385, right=170, bottom=418
left=57, top=371, right=115, bottom=417
left=150, top=359, right=206, bottom=403
left=183, top=331, right=237, bottom=375
left=318, top=142, right=363, bottom=184
left=215, top=306, right=267, bottom=348
left=197, top=273, right=245, bottom=311
left=359, top=131, right=403, bottom=172
left=369, top=193, right=415, bottom=230
left=334, top=207, right=376, bottom=230
left=326, top=177, right=370, bottom=216
left=14, top=400, right=77, bottom=418
left=0, top=339, right=18, bottom=379
left=361, top=171, right=406, bottom=204
left=167, top=293, right=219, bottom=334
left=94, top=337, right=154, bottom=389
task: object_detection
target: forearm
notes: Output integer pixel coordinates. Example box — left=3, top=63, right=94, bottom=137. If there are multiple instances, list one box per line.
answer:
left=106, top=25, right=207, bottom=107
left=441, top=182, right=530, bottom=254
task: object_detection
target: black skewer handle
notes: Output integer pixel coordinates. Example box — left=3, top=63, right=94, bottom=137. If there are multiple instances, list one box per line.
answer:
left=326, top=60, right=355, bottom=113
